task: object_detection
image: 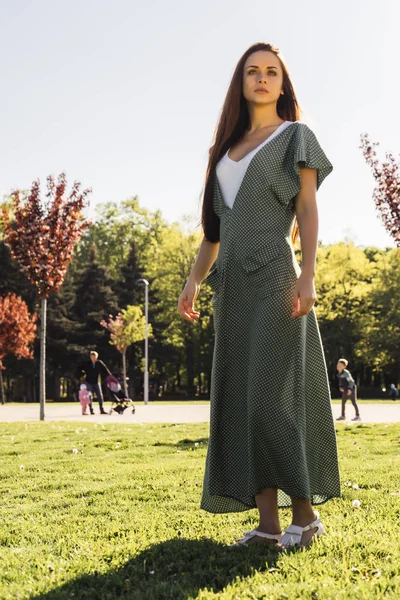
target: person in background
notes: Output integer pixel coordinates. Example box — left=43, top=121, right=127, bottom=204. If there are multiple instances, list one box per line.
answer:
left=336, top=358, right=361, bottom=421
left=389, top=383, right=399, bottom=402
left=79, top=383, right=92, bottom=415
left=77, top=351, right=111, bottom=415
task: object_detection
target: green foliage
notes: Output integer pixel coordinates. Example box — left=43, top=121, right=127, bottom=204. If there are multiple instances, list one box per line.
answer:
left=101, top=306, right=152, bottom=353
left=1, top=192, right=399, bottom=399
left=314, top=242, right=376, bottom=379
left=123, top=305, right=152, bottom=346
left=358, top=248, right=400, bottom=372
left=145, top=223, right=215, bottom=390
left=76, top=197, right=167, bottom=280
left=71, top=244, right=119, bottom=363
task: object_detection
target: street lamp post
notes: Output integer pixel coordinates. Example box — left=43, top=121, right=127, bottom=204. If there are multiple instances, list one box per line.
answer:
left=136, top=278, right=149, bottom=405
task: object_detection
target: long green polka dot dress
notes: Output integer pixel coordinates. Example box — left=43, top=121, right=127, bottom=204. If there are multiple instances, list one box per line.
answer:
left=201, top=122, right=342, bottom=513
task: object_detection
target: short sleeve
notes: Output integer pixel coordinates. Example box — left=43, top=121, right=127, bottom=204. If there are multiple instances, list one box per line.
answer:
left=295, top=124, right=333, bottom=189
left=275, top=123, right=333, bottom=206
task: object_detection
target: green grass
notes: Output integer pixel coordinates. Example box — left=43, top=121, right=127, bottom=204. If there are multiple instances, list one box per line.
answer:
left=0, top=422, right=399, bottom=599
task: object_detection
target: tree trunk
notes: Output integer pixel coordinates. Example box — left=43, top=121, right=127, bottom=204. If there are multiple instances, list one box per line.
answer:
left=39, top=297, right=47, bottom=421
left=0, top=370, right=5, bottom=404
left=122, top=350, right=128, bottom=397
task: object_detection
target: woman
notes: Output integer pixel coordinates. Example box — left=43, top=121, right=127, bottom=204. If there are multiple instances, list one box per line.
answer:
left=177, top=42, right=341, bottom=549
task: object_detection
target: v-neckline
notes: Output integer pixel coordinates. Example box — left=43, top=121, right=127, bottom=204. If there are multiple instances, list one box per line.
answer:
left=216, top=121, right=297, bottom=213
left=226, top=120, right=291, bottom=163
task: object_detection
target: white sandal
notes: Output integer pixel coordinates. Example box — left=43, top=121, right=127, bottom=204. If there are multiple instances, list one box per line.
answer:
left=229, top=529, right=283, bottom=546
left=278, top=510, right=326, bottom=550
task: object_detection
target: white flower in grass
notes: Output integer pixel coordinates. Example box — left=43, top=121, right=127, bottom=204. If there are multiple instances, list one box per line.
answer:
left=352, top=483, right=359, bottom=490
left=20, top=465, right=25, bottom=470
left=352, top=500, right=361, bottom=508
left=194, top=442, right=199, bottom=447
left=72, top=448, right=79, bottom=454
left=344, top=481, right=352, bottom=487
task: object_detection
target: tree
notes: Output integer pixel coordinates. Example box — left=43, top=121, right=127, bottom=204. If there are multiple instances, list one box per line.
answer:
left=358, top=249, right=400, bottom=384
left=101, top=306, right=152, bottom=396
left=314, top=242, right=376, bottom=387
left=1, top=173, right=91, bottom=419
left=72, top=244, right=119, bottom=365
left=360, top=133, right=400, bottom=246
left=116, top=240, right=142, bottom=310
left=75, top=198, right=167, bottom=280
left=145, top=221, right=215, bottom=394
left=0, top=294, right=37, bottom=404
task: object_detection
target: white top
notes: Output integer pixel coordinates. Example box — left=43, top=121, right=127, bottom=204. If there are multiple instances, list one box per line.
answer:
left=215, top=121, right=294, bottom=209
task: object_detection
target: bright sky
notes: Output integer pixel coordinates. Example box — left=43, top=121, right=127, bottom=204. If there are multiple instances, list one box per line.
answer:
left=1, top=0, right=399, bottom=248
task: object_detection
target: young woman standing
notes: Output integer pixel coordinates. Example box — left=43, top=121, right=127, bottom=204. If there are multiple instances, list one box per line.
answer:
left=178, top=42, right=341, bottom=549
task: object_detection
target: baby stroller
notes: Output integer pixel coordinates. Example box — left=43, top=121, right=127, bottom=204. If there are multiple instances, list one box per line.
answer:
left=105, top=375, right=136, bottom=415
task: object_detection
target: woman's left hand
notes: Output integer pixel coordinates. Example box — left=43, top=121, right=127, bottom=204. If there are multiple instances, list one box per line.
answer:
left=291, top=273, right=317, bottom=318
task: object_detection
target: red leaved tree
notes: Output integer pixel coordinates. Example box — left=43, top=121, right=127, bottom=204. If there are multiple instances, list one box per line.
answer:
left=1, top=173, right=91, bottom=419
left=0, top=293, right=37, bottom=404
left=360, top=133, right=400, bottom=246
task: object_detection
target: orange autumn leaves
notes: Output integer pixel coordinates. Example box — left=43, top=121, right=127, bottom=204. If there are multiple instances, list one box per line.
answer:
left=0, top=293, right=37, bottom=369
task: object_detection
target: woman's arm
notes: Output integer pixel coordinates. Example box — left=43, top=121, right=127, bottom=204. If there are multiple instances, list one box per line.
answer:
left=292, top=167, right=319, bottom=318
left=189, top=236, right=220, bottom=285
left=178, top=236, right=220, bottom=323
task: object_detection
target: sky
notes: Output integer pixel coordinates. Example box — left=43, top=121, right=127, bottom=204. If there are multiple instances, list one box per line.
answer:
left=1, top=0, right=399, bottom=249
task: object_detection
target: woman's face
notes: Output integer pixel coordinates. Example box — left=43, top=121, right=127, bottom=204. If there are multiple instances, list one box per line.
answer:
left=242, top=51, right=284, bottom=107
left=336, top=362, right=345, bottom=372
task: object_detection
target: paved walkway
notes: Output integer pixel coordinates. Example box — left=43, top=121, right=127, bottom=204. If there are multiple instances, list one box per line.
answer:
left=0, top=403, right=399, bottom=424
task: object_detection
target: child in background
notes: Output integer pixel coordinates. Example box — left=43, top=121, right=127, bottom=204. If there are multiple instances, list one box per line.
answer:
left=79, top=383, right=92, bottom=416
left=336, top=358, right=361, bottom=421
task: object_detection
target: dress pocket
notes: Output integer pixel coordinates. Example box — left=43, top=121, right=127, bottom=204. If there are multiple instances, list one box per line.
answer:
left=241, top=241, right=295, bottom=297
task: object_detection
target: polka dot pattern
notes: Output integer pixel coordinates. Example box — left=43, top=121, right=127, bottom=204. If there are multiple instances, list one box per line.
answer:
left=200, top=122, right=341, bottom=513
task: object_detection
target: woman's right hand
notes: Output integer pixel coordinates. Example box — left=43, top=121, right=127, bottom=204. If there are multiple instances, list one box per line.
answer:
left=178, top=278, right=201, bottom=323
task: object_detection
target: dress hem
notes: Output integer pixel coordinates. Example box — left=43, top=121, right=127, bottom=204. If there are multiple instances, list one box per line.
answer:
left=200, top=491, right=342, bottom=514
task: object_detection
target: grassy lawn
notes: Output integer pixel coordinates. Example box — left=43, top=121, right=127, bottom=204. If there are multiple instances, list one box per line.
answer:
left=0, top=422, right=399, bottom=599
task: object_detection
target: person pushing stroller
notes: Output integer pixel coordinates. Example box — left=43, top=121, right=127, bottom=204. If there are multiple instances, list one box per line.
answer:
left=77, top=351, right=111, bottom=415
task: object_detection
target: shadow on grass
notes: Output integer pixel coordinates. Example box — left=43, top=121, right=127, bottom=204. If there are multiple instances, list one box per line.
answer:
left=33, top=537, right=282, bottom=600
left=153, top=437, right=209, bottom=448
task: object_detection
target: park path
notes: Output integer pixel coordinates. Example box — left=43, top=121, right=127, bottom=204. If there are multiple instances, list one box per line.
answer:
left=0, top=403, right=399, bottom=424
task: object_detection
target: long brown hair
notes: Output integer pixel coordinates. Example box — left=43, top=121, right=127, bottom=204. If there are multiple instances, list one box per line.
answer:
left=201, top=42, right=302, bottom=247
